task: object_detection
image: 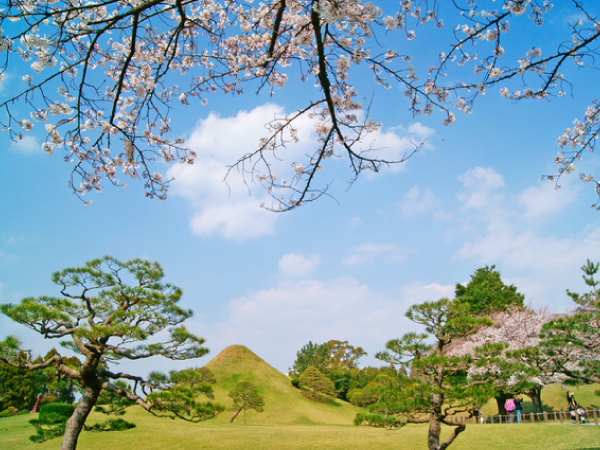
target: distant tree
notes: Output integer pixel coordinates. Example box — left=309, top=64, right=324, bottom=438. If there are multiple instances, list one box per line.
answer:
left=0, top=256, right=221, bottom=450
left=519, top=260, right=600, bottom=385
left=298, top=366, right=336, bottom=403
left=455, top=266, right=525, bottom=317
left=447, top=307, right=554, bottom=414
left=0, top=346, right=46, bottom=412
left=290, top=339, right=366, bottom=400
left=325, top=340, right=367, bottom=370
left=228, top=381, right=265, bottom=424
left=365, top=298, right=494, bottom=450
left=290, top=341, right=330, bottom=379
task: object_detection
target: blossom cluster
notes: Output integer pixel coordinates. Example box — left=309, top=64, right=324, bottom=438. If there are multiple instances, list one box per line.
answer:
left=0, top=0, right=599, bottom=208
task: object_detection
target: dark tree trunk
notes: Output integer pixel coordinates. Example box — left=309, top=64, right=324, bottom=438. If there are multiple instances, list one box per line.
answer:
left=60, top=386, right=100, bottom=450
left=526, top=385, right=543, bottom=413
left=428, top=412, right=442, bottom=450
left=495, top=394, right=511, bottom=416
left=230, top=408, right=242, bottom=423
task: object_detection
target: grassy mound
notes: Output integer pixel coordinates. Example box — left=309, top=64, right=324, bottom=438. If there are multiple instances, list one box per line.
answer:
left=204, top=344, right=361, bottom=425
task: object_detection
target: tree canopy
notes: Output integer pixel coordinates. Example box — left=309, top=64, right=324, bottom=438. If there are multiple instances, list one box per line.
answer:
left=0, top=256, right=220, bottom=450
left=370, top=298, right=498, bottom=450
left=454, top=265, right=525, bottom=316
left=228, top=380, right=265, bottom=424
left=3, top=1, right=600, bottom=209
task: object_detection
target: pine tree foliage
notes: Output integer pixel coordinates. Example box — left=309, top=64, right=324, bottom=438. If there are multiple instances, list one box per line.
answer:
left=0, top=256, right=221, bottom=450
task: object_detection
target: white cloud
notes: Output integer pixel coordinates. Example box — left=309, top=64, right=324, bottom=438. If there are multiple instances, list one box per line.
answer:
left=518, top=179, right=579, bottom=220
left=400, top=186, right=437, bottom=215
left=10, top=135, right=39, bottom=154
left=168, top=103, right=438, bottom=240
left=457, top=167, right=505, bottom=210
left=189, top=200, right=277, bottom=240
left=168, top=104, right=312, bottom=239
left=452, top=168, right=600, bottom=310
left=342, top=242, right=403, bottom=265
left=194, top=276, right=415, bottom=372
left=278, top=253, right=321, bottom=278
left=400, top=281, right=455, bottom=304
left=361, top=123, right=436, bottom=175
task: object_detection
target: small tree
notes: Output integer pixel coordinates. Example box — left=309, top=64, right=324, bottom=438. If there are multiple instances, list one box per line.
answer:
left=228, top=381, right=264, bottom=424
left=368, top=298, right=494, bottom=450
left=298, top=366, right=336, bottom=403
left=0, top=256, right=221, bottom=450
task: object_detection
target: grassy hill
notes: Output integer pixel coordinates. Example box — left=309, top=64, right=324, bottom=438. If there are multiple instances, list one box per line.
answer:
left=204, top=344, right=361, bottom=425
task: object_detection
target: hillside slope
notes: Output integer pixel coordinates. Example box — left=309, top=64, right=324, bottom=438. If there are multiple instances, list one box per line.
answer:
left=204, top=345, right=360, bottom=425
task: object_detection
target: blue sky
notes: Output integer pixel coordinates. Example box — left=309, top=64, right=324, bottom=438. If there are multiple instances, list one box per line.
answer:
left=2, top=1, right=600, bottom=375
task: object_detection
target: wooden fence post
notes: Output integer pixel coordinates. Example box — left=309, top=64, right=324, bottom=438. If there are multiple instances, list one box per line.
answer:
left=559, top=411, right=564, bottom=424
left=543, top=412, right=548, bottom=423
left=593, top=409, right=598, bottom=426
left=530, top=412, right=535, bottom=423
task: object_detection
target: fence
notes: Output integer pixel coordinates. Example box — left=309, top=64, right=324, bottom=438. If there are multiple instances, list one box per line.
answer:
left=446, top=409, right=600, bottom=426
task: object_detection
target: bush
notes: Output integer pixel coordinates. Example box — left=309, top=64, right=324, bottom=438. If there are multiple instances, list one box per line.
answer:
left=0, top=410, right=13, bottom=418
left=29, top=403, right=75, bottom=443
left=39, top=403, right=75, bottom=422
left=354, top=412, right=404, bottom=429
left=85, top=418, right=136, bottom=432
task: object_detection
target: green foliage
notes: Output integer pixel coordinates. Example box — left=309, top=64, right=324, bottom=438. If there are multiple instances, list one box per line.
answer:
left=95, top=381, right=134, bottom=416
left=0, top=353, right=47, bottom=412
left=290, top=341, right=330, bottom=377
left=290, top=340, right=367, bottom=400
left=298, top=366, right=336, bottom=403
left=373, top=298, right=498, bottom=450
left=228, top=381, right=265, bottom=423
left=353, top=411, right=404, bottom=428
left=29, top=403, right=75, bottom=443
left=536, top=259, right=600, bottom=384
left=454, top=265, right=525, bottom=316
left=147, top=367, right=224, bottom=422
left=0, top=409, right=14, bottom=417
left=39, top=403, right=76, bottom=420
left=0, top=256, right=214, bottom=450
left=85, top=417, right=136, bottom=432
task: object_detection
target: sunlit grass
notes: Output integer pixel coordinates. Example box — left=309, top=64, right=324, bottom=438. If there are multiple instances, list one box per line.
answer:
left=2, top=410, right=600, bottom=450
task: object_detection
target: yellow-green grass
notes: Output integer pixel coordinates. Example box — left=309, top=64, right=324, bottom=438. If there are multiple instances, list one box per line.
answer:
left=3, top=345, right=599, bottom=450
left=2, top=408, right=600, bottom=450
left=204, top=345, right=360, bottom=425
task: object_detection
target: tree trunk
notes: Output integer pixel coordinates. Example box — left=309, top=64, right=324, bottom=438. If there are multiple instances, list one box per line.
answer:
left=428, top=412, right=442, bottom=450
left=230, top=408, right=242, bottom=423
left=495, top=394, right=510, bottom=416
left=60, top=386, right=100, bottom=450
left=526, top=386, right=543, bottom=413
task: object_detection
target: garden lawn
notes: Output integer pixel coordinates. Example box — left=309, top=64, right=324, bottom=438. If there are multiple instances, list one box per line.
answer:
left=1, top=407, right=599, bottom=450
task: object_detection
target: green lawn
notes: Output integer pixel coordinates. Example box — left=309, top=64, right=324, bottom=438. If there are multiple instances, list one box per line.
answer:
left=2, top=407, right=599, bottom=450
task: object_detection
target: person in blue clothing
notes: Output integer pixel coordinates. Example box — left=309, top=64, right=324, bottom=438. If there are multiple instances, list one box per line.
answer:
left=514, top=396, right=523, bottom=423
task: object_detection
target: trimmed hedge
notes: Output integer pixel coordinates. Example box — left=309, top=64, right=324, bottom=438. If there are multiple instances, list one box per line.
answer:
left=39, top=403, right=75, bottom=423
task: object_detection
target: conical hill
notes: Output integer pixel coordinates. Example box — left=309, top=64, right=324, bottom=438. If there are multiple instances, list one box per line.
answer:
left=204, top=345, right=360, bottom=425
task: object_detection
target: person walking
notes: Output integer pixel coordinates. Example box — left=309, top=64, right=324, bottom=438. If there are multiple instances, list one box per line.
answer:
left=567, top=391, right=578, bottom=409
left=505, top=397, right=516, bottom=423
left=514, top=396, right=523, bottom=424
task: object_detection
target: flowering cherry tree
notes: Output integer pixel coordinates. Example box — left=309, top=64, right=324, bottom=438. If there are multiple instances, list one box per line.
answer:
left=2, top=1, right=600, bottom=209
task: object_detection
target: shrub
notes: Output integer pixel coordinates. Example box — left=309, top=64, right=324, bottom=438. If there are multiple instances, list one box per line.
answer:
left=29, top=403, right=75, bottom=443
left=39, top=403, right=75, bottom=422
